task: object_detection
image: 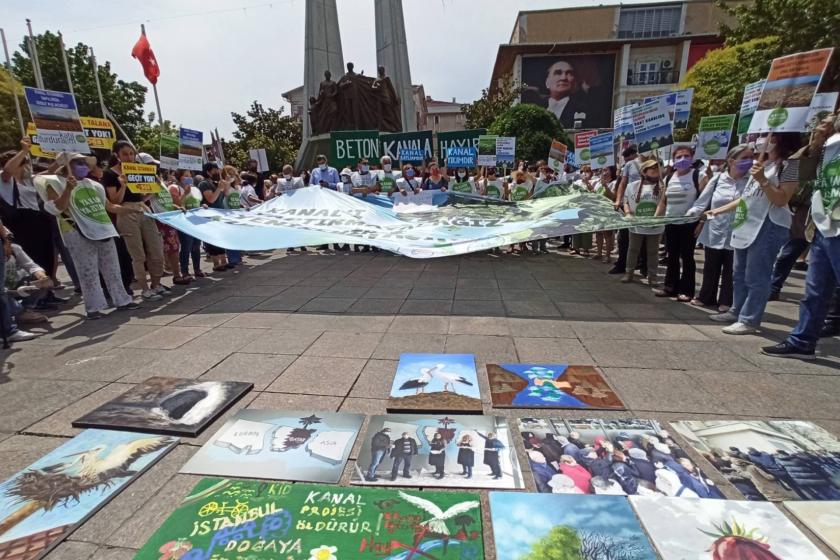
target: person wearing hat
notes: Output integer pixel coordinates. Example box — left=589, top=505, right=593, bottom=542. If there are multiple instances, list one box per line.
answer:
left=36, top=154, right=140, bottom=319
left=622, top=158, right=666, bottom=286
left=197, top=162, right=231, bottom=271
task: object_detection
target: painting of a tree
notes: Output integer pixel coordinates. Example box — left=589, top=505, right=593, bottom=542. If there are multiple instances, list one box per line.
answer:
left=523, top=525, right=582, bottom=560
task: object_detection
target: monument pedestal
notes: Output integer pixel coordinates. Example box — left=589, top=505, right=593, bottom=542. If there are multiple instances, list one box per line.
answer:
left=294, top=133, right=332, bottom=172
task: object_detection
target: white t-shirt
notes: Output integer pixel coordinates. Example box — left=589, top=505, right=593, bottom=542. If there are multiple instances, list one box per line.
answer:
left=351, top=171, right=377, bottom=188
left=240, top=184, right=258, bottom=208
left=622, top=159, right=642, bottom=184
left=40, top=176, right=118, bottom=240
left=664, top=171, right=698, bottom=217
left=374, top=170, right=401, bottom=193
left=624, top=179, right=664, bottom=235
left=396, top=177, right=420, bottom=192
left=730, top=161, right=791, bottom=249
left=688, top=172, right=749, bottom=250
left=0, top=175, right=41, bottom=211
left=275, top=177, right=305, bottom=195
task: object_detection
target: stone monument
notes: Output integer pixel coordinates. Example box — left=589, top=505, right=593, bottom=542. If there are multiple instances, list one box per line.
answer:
left=375, top=0, right=416, bottom=132
left=302, top=0, right=345, bottom=143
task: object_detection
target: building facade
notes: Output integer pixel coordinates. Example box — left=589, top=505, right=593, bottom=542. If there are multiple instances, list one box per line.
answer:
left=490, top=0, right=742, bottom=129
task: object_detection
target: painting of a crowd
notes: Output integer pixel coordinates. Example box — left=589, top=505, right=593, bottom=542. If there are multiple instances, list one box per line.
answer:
left=518, top=417, right=724, bottom=498
left=672, top=420, right=840, bottom=501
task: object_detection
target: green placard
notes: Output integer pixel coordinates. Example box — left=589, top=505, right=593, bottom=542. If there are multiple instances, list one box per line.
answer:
left=380, top=131, right=434, bottom=163
left=133, top=478, right=484, bottom=560
left=330, top=130, right=381, bottom=169
left=437, top=129, right=486, bottom=165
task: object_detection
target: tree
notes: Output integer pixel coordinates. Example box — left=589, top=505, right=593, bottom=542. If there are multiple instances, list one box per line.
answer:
left=0, top=67, right=30, bottom=150
left=523, top=525, right=582, bottom=560
left=717, top=0, right=840, bottom=53
left=461, top=74, right=528, bottom=130
left=678, top=36, right=783, bottom=136
left=133, top=114, right=178, bottom=157
left=488, top=103, right=569, bottom=165
left=227, top=101, right=302, bottom=170
left=11, top=31, right=147, bottom=139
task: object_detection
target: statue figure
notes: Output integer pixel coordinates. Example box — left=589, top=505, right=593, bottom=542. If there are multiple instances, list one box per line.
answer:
left=372, top=65, right=402, bottom=132
left=308, top=70, right=339, bottom=135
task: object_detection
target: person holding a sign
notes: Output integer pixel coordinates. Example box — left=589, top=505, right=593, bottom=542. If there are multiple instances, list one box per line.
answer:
left=36, top=154, right=140, bottom=319
left=621, top=159, right=666, bottom=286
left=706, top=133, right=801, bottom=334
left=103, top=141, right=166, bottom=301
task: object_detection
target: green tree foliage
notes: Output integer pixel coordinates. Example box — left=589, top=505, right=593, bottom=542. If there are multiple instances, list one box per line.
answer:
left=678, top=36, right=783, bottom=136
left=227, top=101, right=302, bottom=169
left=10, top=31, right=147, bottom=139
left=488, top=103, right=569, bottom=164
left=462, top=75, right=528, bottom=130
left=522, top=526, right=582, bottom=560
left=133, top=114, right=178, bottom=157
left=717, top=0, right=840, bottom=52
left=0, top=67, right=30, bottom=150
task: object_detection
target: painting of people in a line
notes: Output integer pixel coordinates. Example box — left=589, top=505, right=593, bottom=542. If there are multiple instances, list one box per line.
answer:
left=631, top=495, right=829, bottom=560
left=518, top=417, right=724, bottom=498
left=490, top=492, right=657, bottom=560
left=671, top=420, right=840, bottom=501
left=180, top=410, right=364, bottom=483
left=388, top=354, right=482, bottom=413
left=488, top=363, right=624, bottom=409
left=0, top=429, right=176, bottom=560
left=352, top=414, right=524, bottom=489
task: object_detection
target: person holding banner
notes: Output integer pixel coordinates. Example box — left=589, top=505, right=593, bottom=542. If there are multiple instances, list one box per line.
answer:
left=706, top=133, right=801, bottom=335
left=36, top=154, right=140, bottom=320
left=198, top=162, right=232, bottom=271
left=420, top=162, right=448, bottom=191
left=594, top=166, right=618, bottom=263
left=374, top=156, right=401, bottom=195
left=449, top=167, right=477, bottom=194
left=610, top=147, right=644, bottom=276
left=221, top=165, right=243, bottom=267
left=103, top=141, right=166, bottom=301
left=172, top=169, right=204, bottom=279
left=621, top=159, right=666, bottom=286
left=571, top=166, right=596, bottom=256
left=310, top=154, right=339, bottom=190
left=479, top=167, right=505, bottom=199
left=396, top=163, right=421, bottom=194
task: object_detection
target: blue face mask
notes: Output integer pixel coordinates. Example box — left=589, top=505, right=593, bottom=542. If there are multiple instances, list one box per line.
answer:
left=405, top=169, right=415, bottom=178
left=734, top=158, right=754, bottom=174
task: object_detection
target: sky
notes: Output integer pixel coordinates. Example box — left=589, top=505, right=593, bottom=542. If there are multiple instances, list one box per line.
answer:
left=3, top=0, right=664, bottom=138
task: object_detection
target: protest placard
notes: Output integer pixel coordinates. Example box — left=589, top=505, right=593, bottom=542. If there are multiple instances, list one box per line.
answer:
left=574, top=130, right=598, bottom=166
left=496, top=137, right=516, bottom=167
left=397, top=147, right=425, bottom=162
left=613, top=104, right=636, bottom=151
left=437, top=129, right=485, bottom=165
left=330, top=130, right=380, bottom=168
left=446, top=146, right=477, bottom=168
left=477, top=135, right=497, bottom=166
left=24, top=87, right=89, bottom=153
left=122, top=162, right=161, bottom=194
left=159, top=133, right=179, bottom=170
left=248, top=148, right=269, bottom=172
left=737, top=80, right=765, bottom=135
left=380, top=130, right=433, bottom=162
left=697, top=115, right=736, bottom=160
left=632, top=97, right=674, bottom=154
left=547, top=139, right=568, bottom=172
left=805, top=92, right=839, bottom=132
left=26, top=122, right=55, bottom=158
left=675, top=88, right=694, bottom=129
left=644, top=92, right=677, bottom=122
left=80, top=117, right=116, bottom=150
left=178, top=127, right=203, bottom=171
left=749, top=48, right=834, bottom=133
left=588, top=132, right=615, bottom=170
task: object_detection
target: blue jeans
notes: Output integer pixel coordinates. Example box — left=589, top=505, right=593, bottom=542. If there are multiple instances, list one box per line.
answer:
left=391, top=455, right=412, bottom=477
left=788, top=231, right=840, bottom=351
left=178, top=231, right=201, bottom=275
left=771, top=237, right=809, bottom=293
left=1, top=294, right=21, bottom=337
left=732, top=218, right=789, bottom=326
left=227, top=250, right=242, bottom=265
left=366, top=448, right=386, bottom=479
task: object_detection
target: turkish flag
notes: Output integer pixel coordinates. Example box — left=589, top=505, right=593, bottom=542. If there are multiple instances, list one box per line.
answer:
left=131, top=33, right=159, bottom=85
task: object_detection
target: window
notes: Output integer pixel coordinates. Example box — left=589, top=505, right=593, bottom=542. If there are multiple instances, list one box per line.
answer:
left=434, top=115, right=440, bottom=125
left=636, top=61, right=658, bottom=85
left=618, top=5, right=682, bottom=39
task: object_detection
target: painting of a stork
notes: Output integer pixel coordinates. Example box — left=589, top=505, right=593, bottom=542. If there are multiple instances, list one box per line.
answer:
left=389, top=354, right=482, bottom=413
left=0, top=429, right=176, bottom=559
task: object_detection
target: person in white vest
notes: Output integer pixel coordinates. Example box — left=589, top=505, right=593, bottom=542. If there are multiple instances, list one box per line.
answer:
left=35, top=154, right=140, bottom=320
left=764, top=111, right=840, bottom=359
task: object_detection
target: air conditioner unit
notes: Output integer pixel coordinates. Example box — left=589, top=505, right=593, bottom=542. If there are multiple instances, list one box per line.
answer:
left=662, top=60, right=673, bottom=68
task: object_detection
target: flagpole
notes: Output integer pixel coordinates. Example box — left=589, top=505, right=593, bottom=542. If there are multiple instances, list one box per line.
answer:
left=88, top=47, right=107, bottom=118
left=0, top=28, right=25, bottom=136
left=140, top=24, right=164, bottom=129
left=105, top=108, right=137, bottom=152
left=25, top=19, right=44, bottom=89
left=57, top=31, right=73, bottom=95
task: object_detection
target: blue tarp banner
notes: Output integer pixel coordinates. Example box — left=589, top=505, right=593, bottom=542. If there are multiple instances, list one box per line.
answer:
left=150, top=186, right=692, bottom=258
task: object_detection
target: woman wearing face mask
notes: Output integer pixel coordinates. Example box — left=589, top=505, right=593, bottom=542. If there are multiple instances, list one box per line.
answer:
left=35, top=155, right=141, bottom=319
left=480, top=167, right=506, bottom=199
left=396, top=164, right=421, bottom=194
left=172, top=169, right=204, bottom=279
left=449, top=167, right=476, bottom=194
left=142, top=154, right=189, bottom=286
left=594, top=166, right=618, bottom=263
left=220, top=166, right=243, bottom=267
left=420, top=162, right=448, bottom=191
left=622, top=159, right=666, bottom=285
left=570, top=165, right=595, bottom=256
left=705, top=133, right=800, bottom=334
left=685, top=144, right=754, bottom=311
left=654, top=145, right=701, bottom=302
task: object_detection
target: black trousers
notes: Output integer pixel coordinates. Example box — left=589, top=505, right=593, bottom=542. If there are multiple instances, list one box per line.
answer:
left=697, top=247, right=733, bottom=307
left=614, top=229, right=647, bottom=274
left=3, top=208, right=55, bottom=273
left=663, top=222, right=697, bottom=297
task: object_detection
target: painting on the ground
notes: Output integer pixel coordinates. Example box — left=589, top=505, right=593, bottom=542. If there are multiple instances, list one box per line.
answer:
left=180, top=410, right=364, bottom=483
left=133, top=478, right=485, bottom=560
left=670, top=420, right=840, bottom=501
left=785, top=501, right=840, bottom=555
left=388, top=354, right=482, bottom=413
left=72, top=376, right=253, bottom=437
left=352, top=414, right=524, bottom=489
left=489, top=492, right=657, bottom=560
left=631, top=495, right=829, bottom=559
left=487, top=363, right=624, bottom=409
left=0, top=429, right=176, bottom=560
left=517, top=417, right=725, bottom=498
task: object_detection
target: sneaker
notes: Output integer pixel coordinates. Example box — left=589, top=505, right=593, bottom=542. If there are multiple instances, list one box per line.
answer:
left=17, top=309, right=48, bottom=324
left=116, top=302, right=140, bottom=311
left=44, top=293, right=69, bottom=304
left=154, top=285, right=171, bottom=296
left=8, top=329, right=36, bottom=341
left=710, top=311, right=737, bottom=323
left=761, top=341, right=815, bottom=360
left=86, top=311, right=106, bottom=320
left=142, top=289, right=162, bottom=301
left=607, top=266, right=625, bottom=275
left=820, top=321, right=840, bottom=338
left=722, top=322, right=758, bottom=335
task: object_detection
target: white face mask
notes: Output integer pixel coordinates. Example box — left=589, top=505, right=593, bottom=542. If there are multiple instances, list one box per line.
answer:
left=582, top=172, right=592, bottom=180
left=318, top=163, right=327, bottom=170
left=283, top=174, right=292, bottom=180
left=754, top=138, right=776, bottom=153
left=383, top=164, right=392, bottom=172
left=341, top=175, right=351, bottom=183
left=457, top=172, right=466, bottom=179
left=360, top=165, right=369, bottom=173
left=710, top=165, right=720, bottom=173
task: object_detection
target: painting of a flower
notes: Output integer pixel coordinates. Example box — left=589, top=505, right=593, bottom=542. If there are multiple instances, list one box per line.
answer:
left=309, top=544, right=338, bottom=560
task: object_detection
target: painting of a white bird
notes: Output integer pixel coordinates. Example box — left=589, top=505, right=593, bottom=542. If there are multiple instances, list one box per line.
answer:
left=399, top=364, right=474, bottom=395
left=398, top=491, right=479, bottom=536
left=53, top=437, right=175, bottom=487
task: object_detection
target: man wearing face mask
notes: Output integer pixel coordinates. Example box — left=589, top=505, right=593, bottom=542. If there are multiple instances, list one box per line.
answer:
left=764, top=112, right=840, bottom=359
left=351, top=158, right=377, bottom=252
left=197, top=162, right=231, bottom=270
left=309, top=154, right=339, bottom=190
left=269, top=165, right=304, bottom=199
left=375, top=156, right=400, bottom=195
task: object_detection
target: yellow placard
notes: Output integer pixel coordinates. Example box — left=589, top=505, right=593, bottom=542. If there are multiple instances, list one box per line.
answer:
left=80, top=116, right=116, bottom=150
left=121, top=162, right=161, bottom=194
left=26, top=122, right=56, bottom=158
